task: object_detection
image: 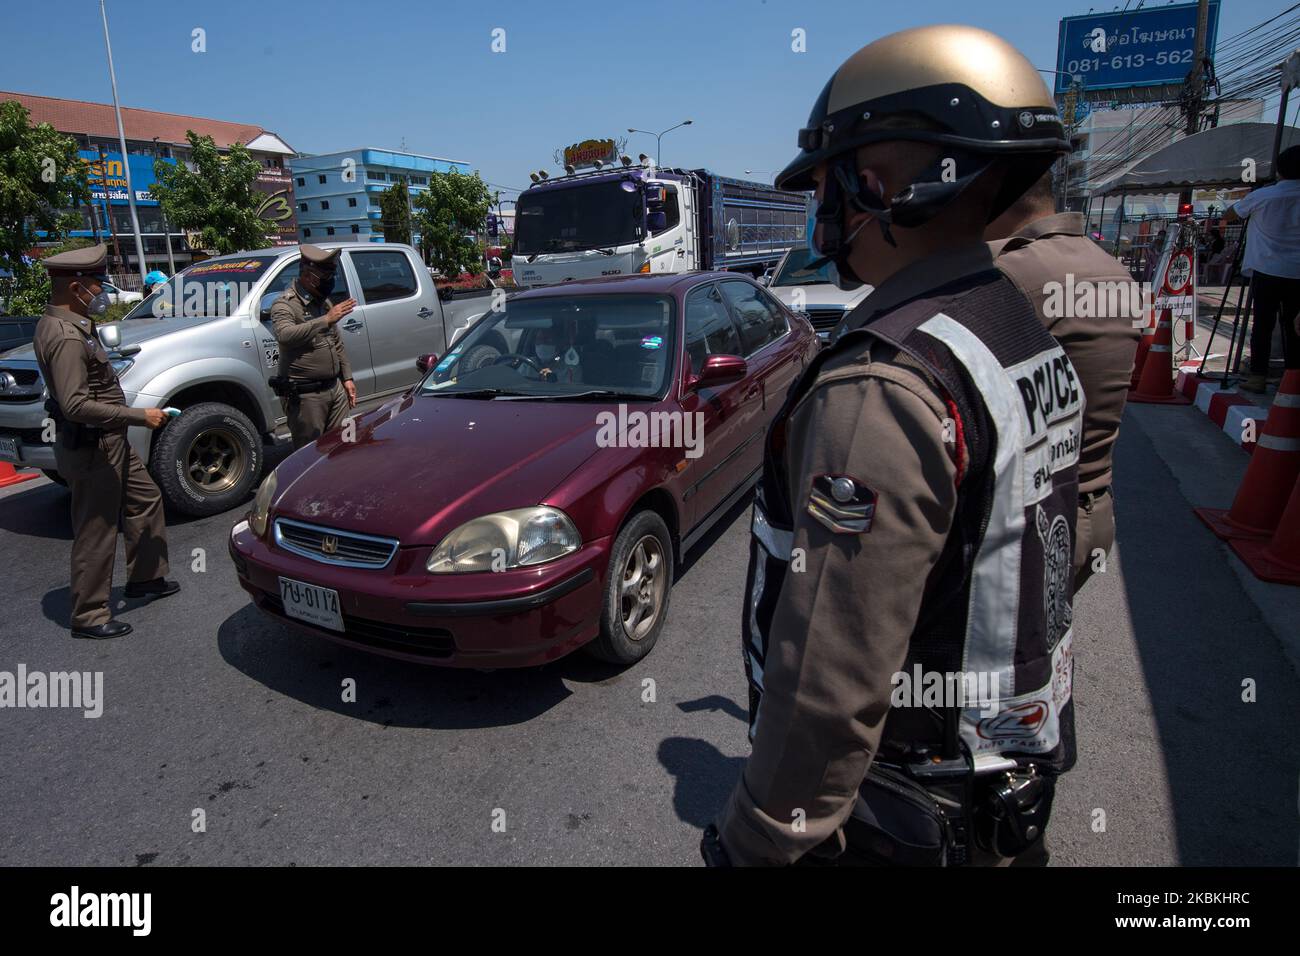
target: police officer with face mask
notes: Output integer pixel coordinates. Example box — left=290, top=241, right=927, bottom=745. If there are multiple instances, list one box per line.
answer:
left=32, top=244, right=179, bottom=638
left=703, top=25, right=1083, bottom=867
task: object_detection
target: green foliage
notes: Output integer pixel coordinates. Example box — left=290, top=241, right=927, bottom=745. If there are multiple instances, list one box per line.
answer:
left=413, top=170, right=493, bottom=277
left=151, top=131, right=271, bottom=255
left=0, top=100, right=89, bottom=311
left=379, top=177, right=412, bottom=246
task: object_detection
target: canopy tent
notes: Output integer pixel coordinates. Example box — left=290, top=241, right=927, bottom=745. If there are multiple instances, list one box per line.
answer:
left=1091, top=122, right=1300, bottom=196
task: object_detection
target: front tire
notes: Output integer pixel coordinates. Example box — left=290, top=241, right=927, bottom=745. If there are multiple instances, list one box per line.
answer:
left=150, top=402, right=263, bottom=517
left=586, top=510, right=674, bottom=664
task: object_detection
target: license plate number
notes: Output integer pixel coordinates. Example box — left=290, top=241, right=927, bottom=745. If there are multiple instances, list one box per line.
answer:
left=0, top=436, right=19, bottom=462
left=278, top=576, right=343, bottom=632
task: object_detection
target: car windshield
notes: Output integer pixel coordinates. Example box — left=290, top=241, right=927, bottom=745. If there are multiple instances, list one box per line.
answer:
left=771, top=246, right=834, bottom=287
left=514, top=180, right=644, bottom=256
left=421, top=293, right=675, bottom=400
left=123, top=256, right=277, bottom=320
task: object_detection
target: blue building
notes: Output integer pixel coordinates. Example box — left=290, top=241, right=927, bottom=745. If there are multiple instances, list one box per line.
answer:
left=288, top=147, right=469, bottom=245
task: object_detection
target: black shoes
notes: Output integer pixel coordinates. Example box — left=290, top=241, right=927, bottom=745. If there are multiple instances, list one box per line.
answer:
left=71, top=620, right=133, bottom=639
left=124, top=578, right=181, bottom=600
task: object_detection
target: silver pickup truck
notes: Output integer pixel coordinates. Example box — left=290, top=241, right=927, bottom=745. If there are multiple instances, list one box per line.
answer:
left=0, top=242, right=466, bottom=516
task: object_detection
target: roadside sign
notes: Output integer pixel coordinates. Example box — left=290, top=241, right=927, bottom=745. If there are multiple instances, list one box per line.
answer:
left=1055, top=1, right=1220, bottom=95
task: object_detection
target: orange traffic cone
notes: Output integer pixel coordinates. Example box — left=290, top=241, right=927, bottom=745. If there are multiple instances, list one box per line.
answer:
left=1195, top=369, right=1300, bottom=539
left=1130, top=308, right=1155, bottom=389
left=0, top=462, right=38, bottom=489
left=1128, top=309, right=1192, bottom=404
left=1231, top=474, right=1300, bottom=585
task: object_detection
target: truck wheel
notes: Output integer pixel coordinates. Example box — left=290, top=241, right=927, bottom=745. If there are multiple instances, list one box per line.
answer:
left=460, top=342, right=503, bottom=372
left=150, top=402, right=263, bottom=517
left=586, top=510, right=674, bottom=665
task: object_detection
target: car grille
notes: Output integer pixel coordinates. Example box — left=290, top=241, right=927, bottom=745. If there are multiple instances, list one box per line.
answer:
left=260, top=594, right=455, bottom=659
left=273, top=518, right=399, bottom=569
left=0, top=365, right=44, bottom=404
left=804, top=308, right=846, bottom=333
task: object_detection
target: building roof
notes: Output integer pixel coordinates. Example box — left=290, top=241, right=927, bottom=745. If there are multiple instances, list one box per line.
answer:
left=0, top=90, right=294, bottom=154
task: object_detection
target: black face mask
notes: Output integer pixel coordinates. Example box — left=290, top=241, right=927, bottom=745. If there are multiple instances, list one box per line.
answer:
left=316, top=273, right=336, bottom=298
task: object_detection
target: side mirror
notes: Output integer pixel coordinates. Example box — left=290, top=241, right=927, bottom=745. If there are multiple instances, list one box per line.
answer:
left=416, top=353, right=439, bottom=373
left=97, top=324, right=121, bottom=350
left=690, top=354, right=747, bottom=391
left=646, top=211, right=668, bottom=232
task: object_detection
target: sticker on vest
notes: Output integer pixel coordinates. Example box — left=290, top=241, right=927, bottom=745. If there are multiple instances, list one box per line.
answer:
left=806, top=474, right=875, bottom=534
left=1037, top=503, right=1072, bottom=652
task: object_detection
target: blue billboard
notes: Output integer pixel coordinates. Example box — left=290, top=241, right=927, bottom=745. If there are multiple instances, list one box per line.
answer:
left=77, top=150, right=175, bottom=207
left=1055, top=1, right=1220, bottom=94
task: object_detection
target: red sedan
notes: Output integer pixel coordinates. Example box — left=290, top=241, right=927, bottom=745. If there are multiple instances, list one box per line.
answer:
left=229, top=272, right=816, bottom=667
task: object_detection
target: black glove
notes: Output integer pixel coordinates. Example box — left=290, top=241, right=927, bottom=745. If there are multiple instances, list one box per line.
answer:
left=700, top=824, right=733, bottom=867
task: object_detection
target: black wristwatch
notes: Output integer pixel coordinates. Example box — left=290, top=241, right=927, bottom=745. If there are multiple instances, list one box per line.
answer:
left=700, top=824, right=733, bottom=867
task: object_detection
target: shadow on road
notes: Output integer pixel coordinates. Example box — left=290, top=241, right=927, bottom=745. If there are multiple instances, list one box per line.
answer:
left=0, top=481, right=71, bottom=540
left=215, top=602, right=642, bottom=730
left=1113, top=427, right=1300, bottom=865
left=658, top=737, right=745, bottom=828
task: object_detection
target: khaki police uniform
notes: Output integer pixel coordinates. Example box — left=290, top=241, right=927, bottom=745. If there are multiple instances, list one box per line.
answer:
left=270, top=246, right=352, bottom=449
left=31, top=247, right=169, bottom=629
left=990, top=212, right=1140, bottom=588
left=717, top=246, right=984, bottom=864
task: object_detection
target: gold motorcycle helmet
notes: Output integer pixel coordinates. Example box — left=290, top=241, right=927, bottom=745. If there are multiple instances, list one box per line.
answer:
left=782, top=25, right=1070, bottom=285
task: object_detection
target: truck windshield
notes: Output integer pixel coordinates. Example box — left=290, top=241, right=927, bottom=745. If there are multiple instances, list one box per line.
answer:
left=514, top=180, right=643, bottom=256
left=771, top=247, right=834, bottom=287
left=123, top=256, right=277, bottom=320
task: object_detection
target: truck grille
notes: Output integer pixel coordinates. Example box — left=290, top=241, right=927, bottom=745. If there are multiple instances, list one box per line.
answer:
left=804, top=308, right=846, bottom=334
left=0, top=366, right=44, bottom=404
left=272, top=518, right=399, bottom=569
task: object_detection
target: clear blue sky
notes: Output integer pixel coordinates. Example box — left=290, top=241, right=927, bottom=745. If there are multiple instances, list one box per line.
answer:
left=0, top=0, right=1291, bottom=201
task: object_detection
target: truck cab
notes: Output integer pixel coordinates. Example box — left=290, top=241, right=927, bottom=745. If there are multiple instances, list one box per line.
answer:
left=0, top=242, right=469, bottom=516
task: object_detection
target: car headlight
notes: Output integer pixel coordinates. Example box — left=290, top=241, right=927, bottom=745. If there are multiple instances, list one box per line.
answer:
left=427, top=506, right=581, bottom=574
left=249, top=471, right=278, bottom=538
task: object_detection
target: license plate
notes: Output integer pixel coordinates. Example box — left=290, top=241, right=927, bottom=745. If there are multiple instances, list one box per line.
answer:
left=0, top=436, right=18, bottom=462
left=278, top=576, right=344, bottom=632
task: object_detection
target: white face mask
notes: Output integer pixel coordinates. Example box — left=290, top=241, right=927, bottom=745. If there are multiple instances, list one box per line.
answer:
left=536, top=343, right=556, bottom=362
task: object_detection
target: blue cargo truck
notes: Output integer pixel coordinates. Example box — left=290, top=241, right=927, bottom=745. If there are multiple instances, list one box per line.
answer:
left=511, top=163, right=807, bottom=288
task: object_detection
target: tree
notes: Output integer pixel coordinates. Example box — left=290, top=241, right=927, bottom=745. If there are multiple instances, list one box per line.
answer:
left=379, top=177, right=412, bottom=246
left=151, top=131, right=270, bottom=255
left=412, top=170, right=493, bottom=277
left=0, top=100, right=89, bottom=312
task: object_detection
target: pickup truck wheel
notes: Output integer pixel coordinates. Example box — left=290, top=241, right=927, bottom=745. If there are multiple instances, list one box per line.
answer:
left=586, top=510, right=673, bottom=665
left=150, top=402, right=263, bottom=517
left=460, top=342, right=502, bottom=373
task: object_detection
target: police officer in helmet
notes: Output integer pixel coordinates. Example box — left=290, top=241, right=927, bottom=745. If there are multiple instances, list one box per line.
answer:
left=703, top=25, right=1083, bottom=866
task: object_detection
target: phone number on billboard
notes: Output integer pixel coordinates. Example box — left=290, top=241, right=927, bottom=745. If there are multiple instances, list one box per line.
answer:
left=1064, top=49, right=1194, bottom=74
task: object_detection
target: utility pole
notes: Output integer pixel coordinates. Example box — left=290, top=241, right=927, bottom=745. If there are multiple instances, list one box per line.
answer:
left=1179, top=0, right=1211, bottom=205
left=100, top=0, right=148, bottom=284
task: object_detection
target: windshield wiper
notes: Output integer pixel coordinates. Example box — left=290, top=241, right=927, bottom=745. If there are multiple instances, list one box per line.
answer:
left=427, top=387, right=530, bottom=399
left=499, top=389, right=650, bottom=402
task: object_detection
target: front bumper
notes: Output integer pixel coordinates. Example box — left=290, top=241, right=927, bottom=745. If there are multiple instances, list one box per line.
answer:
left=229, top=518, right=610, bottom=668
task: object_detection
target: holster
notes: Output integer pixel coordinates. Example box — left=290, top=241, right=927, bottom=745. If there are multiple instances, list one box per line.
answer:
left=44, top=398, right=100, bottom=451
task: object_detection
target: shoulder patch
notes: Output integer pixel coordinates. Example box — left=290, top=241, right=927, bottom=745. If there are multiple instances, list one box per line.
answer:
left=806, top=474, right=876, bottom=534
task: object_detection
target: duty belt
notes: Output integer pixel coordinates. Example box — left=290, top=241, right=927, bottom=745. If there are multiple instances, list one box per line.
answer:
left=269, top=376, right=336, bottom=398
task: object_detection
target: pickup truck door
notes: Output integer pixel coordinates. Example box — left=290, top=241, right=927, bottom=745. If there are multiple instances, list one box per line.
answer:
left=256, top=256, right=377, bottom=399
left=346, top=248, right=444, bottom=396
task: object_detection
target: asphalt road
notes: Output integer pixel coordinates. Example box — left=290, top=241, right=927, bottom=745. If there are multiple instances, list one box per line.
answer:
left=1, top=400, right=1297, bottom=866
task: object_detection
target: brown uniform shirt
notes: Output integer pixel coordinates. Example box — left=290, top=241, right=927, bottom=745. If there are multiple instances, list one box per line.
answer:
left=270, top=281, right=352, bottom=383
left=990, top=212, right=1139, bottom=494
left=32, top=305, right=148, bottom=429
left=717, top=245, right=997, bottom=865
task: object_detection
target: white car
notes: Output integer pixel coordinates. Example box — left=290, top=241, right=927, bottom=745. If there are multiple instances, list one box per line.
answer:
left=101, top=280, right=143, bottom=306
left=765, top=246, right=872, bottom=345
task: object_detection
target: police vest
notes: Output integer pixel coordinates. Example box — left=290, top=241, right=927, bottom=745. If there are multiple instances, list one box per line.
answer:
left=743, top=271, right=1084, bottom=772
